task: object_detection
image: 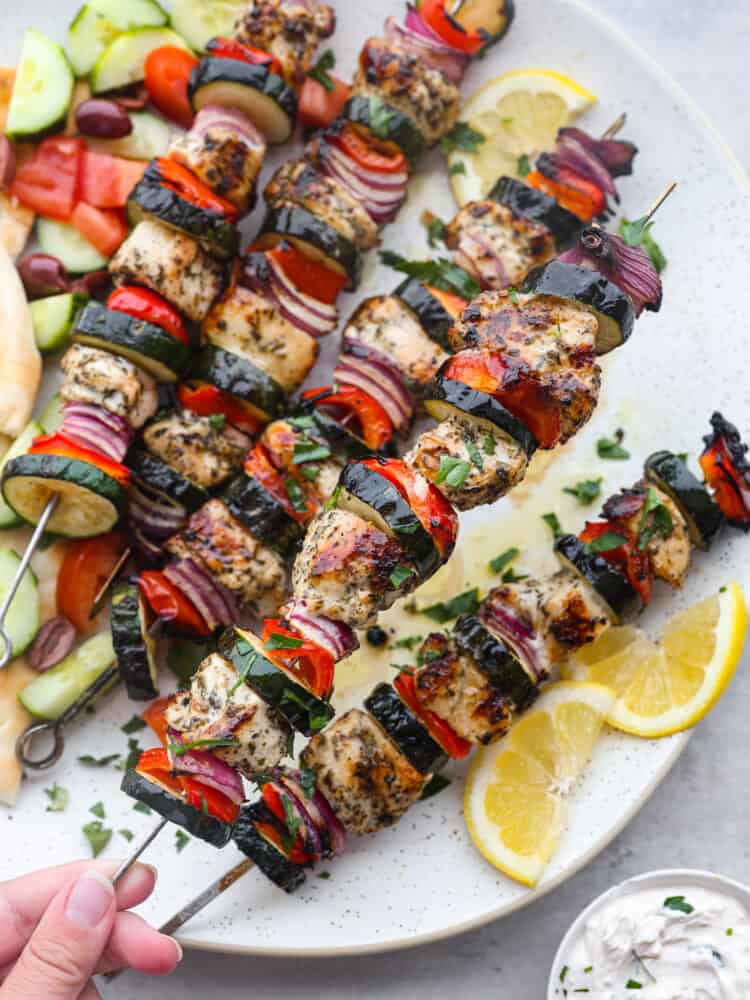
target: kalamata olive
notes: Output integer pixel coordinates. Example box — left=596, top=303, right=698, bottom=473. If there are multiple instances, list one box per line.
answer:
left=28, top=616, right=76, bottom=671
left=18, top=253, right=70, bottom=300
left=75, top=98, right=133, bottom=139
left=70, top=269, right=111, bottom=300
left=0, top=135, right=16, bottom=192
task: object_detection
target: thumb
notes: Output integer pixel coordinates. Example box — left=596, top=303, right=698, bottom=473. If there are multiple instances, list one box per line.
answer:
left=1, top=870, right=116, bottom=1000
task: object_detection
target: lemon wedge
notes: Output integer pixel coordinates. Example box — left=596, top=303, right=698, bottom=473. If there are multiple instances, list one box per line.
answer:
left=464, top=681, right=615, bottom=887
left=562, top=583, right=748, bottom=738
left=448, top=68, right=597, bottom=206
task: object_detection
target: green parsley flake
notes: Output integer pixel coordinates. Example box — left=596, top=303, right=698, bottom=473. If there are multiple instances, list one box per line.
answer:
left=449, top=162, right=466, bottom=176
left=121, top=715, right=147, bottom=734
left=542, top=512, right=563, bottom=539
left=119, top=829, right=134, bottom=842
left=464, top=435, right=484, bottom=470
left=584, top=530, right=628, bottom=555
left=508, top=287, right=519, bottom=305
left=626, top=980, right=642, bottom=990
left=175, top=829, right=190, bottom=853
left=440, top=121, right=485, bottom=156
left=563, top=478, right=602, bottom=504
left=265, top=632, right=304, bottom=651
left=379, top=250, right=481, bottom=299
left=422, top=587, right=480, bottom=623
left=517, top=153, right=532, bottom=176
left=89, top=801, right=106, bottom=819
left=44, top=783, right=69, bottom=813
left=293, top=440, right=331, bottom=464
left=390, top=564, right=413, bottom=589
left=663, top=895, right=694, bottom=914
left=78, top=753, right=120, bottom=768
left=489, top=546, right=519, bottom=574
left=82, top=820, right=112, bottom=858
left=619, top=216, right=667, bottom=273
left=133, top=801, right=152, bottom=815
left=597, top=434, right=630, bottom=460
left=208, top=413, right=226, bottom=431
left=484, top=434, right=496, bottom=455
left=285, top=477, right=308, bottom=514
left=369, top=96, right=396, bottom=139
left=435, top=455, right=471, bottom=489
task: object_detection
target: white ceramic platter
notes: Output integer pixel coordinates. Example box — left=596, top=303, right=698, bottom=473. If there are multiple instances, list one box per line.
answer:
left=1, top=0, right=749, bottom=959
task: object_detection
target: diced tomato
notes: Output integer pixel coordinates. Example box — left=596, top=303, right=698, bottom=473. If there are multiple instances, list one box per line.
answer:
left=142, top=696, right=174, bottom=746
left=70, top=202, right=129, bottom=257
left=444, top=350, right=560, bottom=449
left=56, top=530, right=127, bottom=633
left=245, top=443, right=313, bottom=523
left=418, top=0, right=486, bottom=55
left=107, top=286, right=190, bottom=346
left=182, top=780, right=240, bottom=824
left=302, top=385, right=393, bottom=450
left=265, top=243, right=346, bottom=305
left=700, top=438, right=750, bottom=526
left=298, top=74, right=351, bottom=130
left=139, top=571, right=211, bottom=636
left=144, top=46, right=199, bottom=129
left=394, top=670, right=472, bottom=759
left=326, top=123, right=406, bottom=175
left=579, top=520, right=652, bottom=605
left=177, top=382, right=263, bottom=436
left=424, top=284, right=467, bottom=320
left=29, top=432, right=130, bottom=486
left=79, top=151, right=147, bottom=209
left=206, top=37, right=283, bottom=78
left=11, top=137, right=84, bottom=221
left=261, top=618, right=335, bottom=699
left=360, top=458, right=458, bottom=561
left=526, top=168, right=605, bottom=222
left=152, top=157, right=239, bottom=219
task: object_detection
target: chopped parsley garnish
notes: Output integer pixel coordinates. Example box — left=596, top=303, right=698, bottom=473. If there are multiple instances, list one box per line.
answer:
left=625, top=981, right=642, bottom=990
left=208, top=413, right=226, bottom=431
left=174, top=830, right=190, bottom=853
left=440, top=121, right=485, bottom=156
left=119, top=828, right=134, bottom=842
left=285, top=477, right=308, bottom=514
left=508, top=287, right=519, bottom=305
left=597, top=432, right=630, bottom=460
left=560, top=965, right=569, bottom=982
left=78, top=753, right=120, bottom=768
left=298, top=768, right=317, bottom=799
left=168, top=737, right=239, bottom=756
left=133, top=801, right=152, bottom=815
left=308, top=49, right=336, bottom=91
left=448, top=162, right=466, bottom=176
left=542, top=512, right=563, bottom=539
left=89, top=801, right=106, bottom=819
left=324, top=484, right=342, bottom=512
left=82, top=820, right=112, bottom=858
left=390, top=564, right=413, bottom=589
left=369, top=96, right=396, bottom=139
left=422, top=587, right=480, bottom=623
left=229, top=650, right=257, bottom=695
left=201, top=794, right=209, bottom=816
left=584, top=530, right=628, bottom=554
left=379, top=250, right=481, bottom=300
left=317, top=871, right=331, bottom=879
left=301, top=464, right=320, bottom=481
left=389, top=663, right=415, bottom=675
left=727, top=928, right=734, bottom=936
left=265, top=633, right=304, bottom=651
left=121, top=715, right=147, bottom=734
left=44, top=783, right=69, bottom=813
left=422, top=211, right=446, bottom=247
left=517, top=153, right=532, bottom=176
left=463, top=436, right=484, bottom=471
left=391, top=634, right=423, bottom=651
left=636, top=487, right=673, bottom=550
left=280, top=795, right=302, bottom=853
left=123, top=738, right=141, bottom=772
left=420, top=774, right=451, bottom=800
left=435, top=455, right=471, bottom=489
left=502, top=567, right=528, bottom=583
left=484, top=434, right=496, bottom=455
left=293, top=439, right=331, bottom=464
left=676, top=451, right=688, bottom=463
left=489, top=546, right=520, bottom=574
left=563, top=478, right=603, bottom=504
left=663, top=895, right=694, bottom=914
left=290, top=414, right=314, bottom=430
left=619, top=216, right=667, bottom=273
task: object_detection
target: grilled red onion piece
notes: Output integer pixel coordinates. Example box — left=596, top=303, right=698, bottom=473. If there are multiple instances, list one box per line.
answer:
left=320, top=144, right=407, bottom=225
left=167, top=730, right=245, bottom=805
left=192, top=104, right=267, bottom=153
left=130, top=525, right=164, bottom=564
left=480, top=601, right=544, bottom=684
left=558, top=127, right=637, bottom=178
left=28, top=616, right=76, bottom=671
left=284, top=601, right=359, bottom=662
left=385, top=13, right=468, bottom=83
left=335, top=338, right=414, bottom=430
left=310, top=785, right=347, bottom=856
left=164, top=559, right=237, bottom=632
left=554, top=133, right=618, bottom=200
left=559, top=226, right=662, bottom=316
left=267, top=254, right=337, bottom=336
left=60, top=402, right=134, bottom=462
left=129, top=483, right=187, bottom=539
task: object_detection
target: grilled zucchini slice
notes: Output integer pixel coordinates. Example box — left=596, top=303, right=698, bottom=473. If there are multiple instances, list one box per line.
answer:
left=394, top=278, right=458, bottom=352
left=129, top=449, right=209, bottom=511
left=233, top=801, right=306, bottom=892
left=489, top=176, right=580, bottom=248
left=453, top=613, right=537, bottom=713
left=365, top=682, right=445, bottom=774
left=343, top=96, right=425, bottom=166
left=554, top=534, right=640, bottom=622
left=111, top=581, right=159, bottom=701
left=121, top=768, right=233, bottom=847
left=645, top=450, right=724, bottom=549
left=190, top=345, right=287, bottom=423
left=223, top=472, right=304, bottom=559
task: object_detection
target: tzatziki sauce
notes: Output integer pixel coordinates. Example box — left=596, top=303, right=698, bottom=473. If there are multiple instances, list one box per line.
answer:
left=552, top=883, right=750, bottom=999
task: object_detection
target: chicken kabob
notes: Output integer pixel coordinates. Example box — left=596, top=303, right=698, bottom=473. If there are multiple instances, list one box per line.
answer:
left=113, top=409, right=748, bottom=935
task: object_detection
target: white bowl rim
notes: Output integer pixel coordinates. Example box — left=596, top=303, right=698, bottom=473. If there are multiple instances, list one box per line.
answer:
left=547, top=868, right=750, bottom=998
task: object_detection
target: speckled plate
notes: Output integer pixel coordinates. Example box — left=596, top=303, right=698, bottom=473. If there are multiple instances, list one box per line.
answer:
left=2, top=0, right=749, bottom=959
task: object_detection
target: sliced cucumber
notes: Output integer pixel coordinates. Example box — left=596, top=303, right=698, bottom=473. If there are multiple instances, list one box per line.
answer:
left=19, top=631, right=115, bottom=720
left=30, top=293, right=89, bottom=354
left=170, top=0, right=245, bottom=53
left=39, top=395, right=64, bottom=435
left=86, top=110, right=171, bottom=160
left=91, top=27, right=191, bottom=95
left=67, top=0, right=169, bottom=78
left=6, top=30, right=74, bottom=139
left=0, top=549, right=40, bottom=659
left=37, top=219, right=108, bottom=274
left=0, top=423, right=42, bottom=529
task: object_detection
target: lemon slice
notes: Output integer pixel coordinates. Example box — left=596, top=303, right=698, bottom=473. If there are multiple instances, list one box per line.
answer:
left=448, top=69, right=597, bottom=206
left=562, top=583, right=748, bottom=738
left=464, top=681, right=615, bottom=887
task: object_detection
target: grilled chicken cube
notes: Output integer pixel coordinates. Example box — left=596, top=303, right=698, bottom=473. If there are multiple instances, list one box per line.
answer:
left=444, top=201, right=556, bottom=291
left=342, top=295, right=448, bottom=390
left=602, top=482, right=692, bottom=588
left=405, top=414, right=528, bottom=510
left=291, top=507, right=415, bottom=628
left=165, top=655, right=291, bottom=777
left=260, top=418, right=342, bottom=509
left=110, top=219, right=225, bottom=323
left=300, top=708, right=428, bottom=834
left=449, top=290, right=601, bottom=444
left=60, top=343, right=158, bottom=429
left=265, top=160, right=378, bottom=251
left=202, top=278, right=318, bottom=393
left=415, top=633, right=513, bottom=744
left=143, top=410, right=250, bottom=490
left=233, top=0, right=335, bottom=85
left=353, top=37, right=460, bottom=146
left=168, top=115, right=266, bottom=212
left=166, top=499, right=287, bottom=613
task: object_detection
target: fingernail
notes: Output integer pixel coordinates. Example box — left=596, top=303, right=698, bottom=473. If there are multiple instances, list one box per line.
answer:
left=65, top=871, right=114, bottom=928
left=145, top=863, right=158, bottom=883
left=172, top=939, right=183, bottom=963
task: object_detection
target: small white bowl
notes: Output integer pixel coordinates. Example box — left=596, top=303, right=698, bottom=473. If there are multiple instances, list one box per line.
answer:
left=547, top=868, right=750, bottom=999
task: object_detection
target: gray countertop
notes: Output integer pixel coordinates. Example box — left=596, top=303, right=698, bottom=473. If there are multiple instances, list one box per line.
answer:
left=108, top=2, right=750, bottom=996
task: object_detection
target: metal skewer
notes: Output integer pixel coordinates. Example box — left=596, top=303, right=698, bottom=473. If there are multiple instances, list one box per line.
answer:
left=111, top=817, right=170, bottom=885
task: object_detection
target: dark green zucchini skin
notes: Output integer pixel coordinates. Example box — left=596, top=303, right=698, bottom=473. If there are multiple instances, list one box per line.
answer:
left=111, top=582, right=159, bottom=701
left=339, top=461, right=440, bottom=579
left=73, top=302, right=191, bottom=380
left=365, top=683, right=445, bottom=774
left=223, top=473, right=303, bottom=558
left=424, top=375, right=538, bottom=457
left=128, top=449, right=210, bottom=511
left=343, top=96, right=425, bottom=166
left=453, top=614, right=538, bottom=713
left=128, top=162, right=239, bottom=258
left=554, top=534, right=640, bottom=622
left=394, top=278, right=456, bottom=351
left=257, top=203, right=362, bottom=290
left=121, top=769, right=234, bottom=848
left=521, top=260, right=635, bottom=356
left=190, top=345, right=287, bottom=420
left=233, top=801, right=306, bottom=892
left=219, top=627, right=334, bottom=736
left=489, top=176, right=580, bottom=248
left=645, top=450, right=724, bottom=549
left=188, top=56, right=298, bottom=124
left=306, top=407, right=396, bottom=461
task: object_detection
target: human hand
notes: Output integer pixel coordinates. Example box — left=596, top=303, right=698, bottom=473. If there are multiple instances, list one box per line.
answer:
left=0, top=859, right=182, bottom=999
